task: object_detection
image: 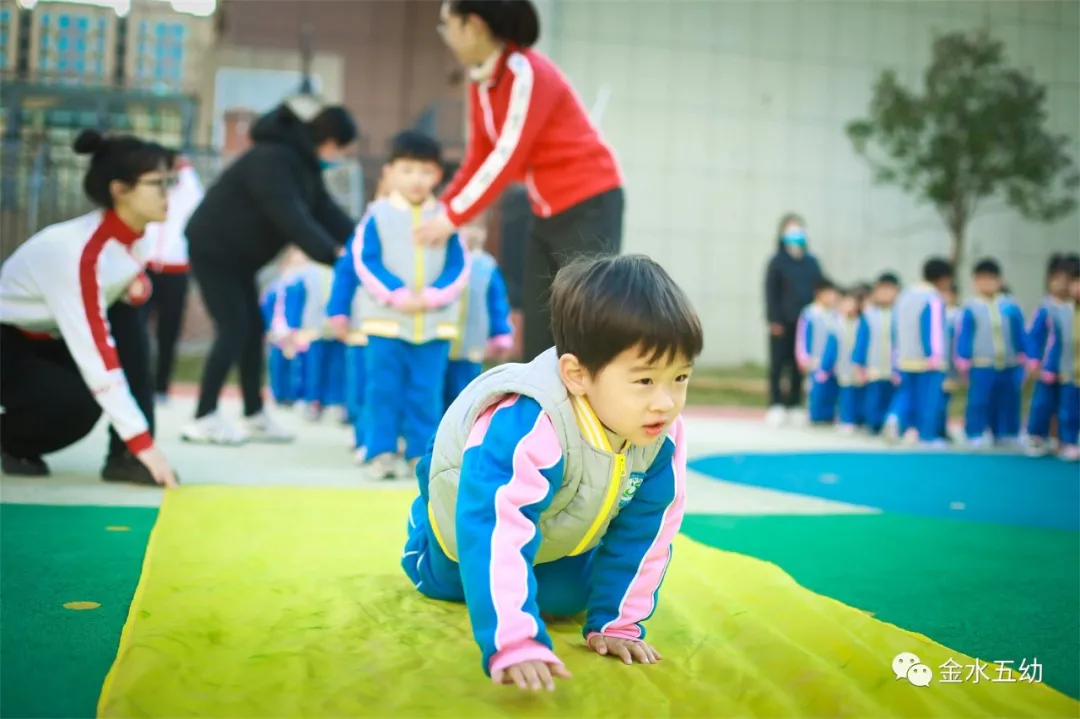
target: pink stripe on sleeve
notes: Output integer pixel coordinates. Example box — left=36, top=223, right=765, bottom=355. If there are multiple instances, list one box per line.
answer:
left=602, top=415, right=688, bottom=639
left=489, top=409, right=563, bottom=656
left=929, top=295, right=944, bottom=365
left=351, top=213, right=394, bottom=304
left=794, top=314, right=810, bottom=368
left=464, top=394, right=518, bottom=450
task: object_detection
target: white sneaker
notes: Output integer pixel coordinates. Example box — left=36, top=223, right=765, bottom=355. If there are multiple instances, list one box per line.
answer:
left=765, top=405, right=787, bottom=427
left=1024, top=437, right=1049, bottom=457
left=836, top=423, right=856, bottom=435
left=901, top=428, right=920, bottom=446
left=882, top=416, right=900, bottom=443
left=180, top=412, right=248, bottom=445
left=242, top=410, right=295, bottom=444
left=1059, top=445, right=1080, bottom=462
left=303, top=403, right=323, bottom=422
left=365, top=453, right=398, bottom=481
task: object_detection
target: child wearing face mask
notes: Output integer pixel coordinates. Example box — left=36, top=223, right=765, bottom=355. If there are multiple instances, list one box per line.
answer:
left=797, top=278, right=841, bottom=424
left=443, top=219, right=514, bottom=413
left=401, top=254, right=701, bottom=693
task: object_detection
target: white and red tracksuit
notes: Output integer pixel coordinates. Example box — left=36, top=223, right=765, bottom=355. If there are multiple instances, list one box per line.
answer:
left=440, top=47, right=623, bottom=227
left=0, top=210, right=154, bottom=453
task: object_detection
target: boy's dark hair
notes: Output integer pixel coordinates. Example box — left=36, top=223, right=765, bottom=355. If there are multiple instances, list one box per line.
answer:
left=875, top=271, right=900, bottom=286
left=308, top=106, right=358, bottom=147
left=973, top=258, right=1001, bottom=277
left=922, top=258, right=953, bottom=282
left=550, top=254, right=703, bottom=375
left=73, top=129, right=168, bottom=209
left=814, top=277, right=836, bottom=294
left=389, top=130, right=442, bottom=165
left=1050, top=252, right=1080, bottom=278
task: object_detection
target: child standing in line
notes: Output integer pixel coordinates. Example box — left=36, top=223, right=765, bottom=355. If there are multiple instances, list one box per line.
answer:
left=954, top=259, right=1027, bottom=448
left=354, top=131, right=469, bottom=480
left=938, top=281, right=961, bottom=441
left=1024, top=254, right=1078, bottom=456
left=327, top=237, right=369, bottom=460
left=796, top=278, right=841, bottom=424
left=853, top=272, right=899, bottom=434
left=291, top=261, right=346, bottom=421
left=402, top=254, right=702, bottom=691
left=826, top=286, right=864, bottom=433
left=444, top=220, right=514, bottom=413
left=1056, top=274, right=1080, bottom=461
left=887, top=258, right=953, bottom=445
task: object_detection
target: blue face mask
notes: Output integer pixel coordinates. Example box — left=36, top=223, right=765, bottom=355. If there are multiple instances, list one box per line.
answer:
left=781, top=228, right=807, bottom=246
left=319, top=158, right=341, bottom=171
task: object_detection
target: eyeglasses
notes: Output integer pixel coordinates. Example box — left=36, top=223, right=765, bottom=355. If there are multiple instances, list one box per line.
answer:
left=138, top=176, right=179, bottom=192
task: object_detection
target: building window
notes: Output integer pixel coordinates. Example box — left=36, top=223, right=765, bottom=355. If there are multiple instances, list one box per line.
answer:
left=37, top=10, right=108, bottom=85
left=136, top=20, right=184, bottom=90
left=0, top=7, right=11, bottom=71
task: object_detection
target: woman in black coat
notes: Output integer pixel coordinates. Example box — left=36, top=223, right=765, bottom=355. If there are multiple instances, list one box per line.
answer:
left=763, top=212, right=824, bottom=424
left=181, top=97, right=359, bottom=445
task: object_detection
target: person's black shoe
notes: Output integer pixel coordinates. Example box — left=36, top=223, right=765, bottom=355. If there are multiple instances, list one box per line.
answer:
left=101, top=452, right=159, bottom=486
left=1, top=450, right=50, bottom=477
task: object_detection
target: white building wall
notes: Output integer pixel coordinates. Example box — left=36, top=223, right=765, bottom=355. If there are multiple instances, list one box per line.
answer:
left=544, top=0, right=1080, bottom=364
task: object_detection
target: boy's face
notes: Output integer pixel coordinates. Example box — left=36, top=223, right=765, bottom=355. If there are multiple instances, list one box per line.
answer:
left=973, top=272, right=1001, bottom=297
left=873, top=282, right=898, bottom=305
left=561, top=346, right=693, bottom=447
left=838, top=294, right=857, bottom=316
left=1048, top=271, right=1070, bottom=297
left=385, top=158, right=442, bottom=205
left=818, top=288, right=839, bottom=309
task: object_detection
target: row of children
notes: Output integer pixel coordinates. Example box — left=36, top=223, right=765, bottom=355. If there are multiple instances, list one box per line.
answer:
left=259, top=131, right=513, bottom=479
left=797, top=252, right=1080, bottom=461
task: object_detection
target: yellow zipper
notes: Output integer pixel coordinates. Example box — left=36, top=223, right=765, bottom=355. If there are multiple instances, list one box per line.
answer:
left=569, top=451, right=626, bottom=556
left=411, top=206, right=424, bottom=342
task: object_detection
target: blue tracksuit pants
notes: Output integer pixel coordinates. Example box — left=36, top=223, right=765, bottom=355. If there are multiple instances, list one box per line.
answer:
left=268, top=346, right=295, bottom=404
left=304, top=339, right=346, bottom=407
left=1060, top=384, right=1080, bottom=446
left=862, top=380, right=894, bottom=433
left=966, top=367, right=1019, bottom=440
left=895, top=370, right=945, bottom=442
left=344, top=344, right=366, bottom=449
left=838, top=385, right=865, bottom=426
left=444, top=359, right=483, bottom=413
left=808, top=375, right=838, bottom=423
left=1027, top=381, right=1059, bottom=439
left=364, top=337, right=449, bottom=460
left=402, top=493, right=593, bottom=618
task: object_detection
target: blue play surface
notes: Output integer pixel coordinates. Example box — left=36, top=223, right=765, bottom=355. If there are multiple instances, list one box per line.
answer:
left=689, top=452, right=1080, bottom=532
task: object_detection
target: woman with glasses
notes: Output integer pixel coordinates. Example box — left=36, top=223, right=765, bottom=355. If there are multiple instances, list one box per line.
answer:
left=0, top=128, right=179, bottom=487
left=415, top=0, right=625, bottom=362
left=140, top=149, right=204, bottom=405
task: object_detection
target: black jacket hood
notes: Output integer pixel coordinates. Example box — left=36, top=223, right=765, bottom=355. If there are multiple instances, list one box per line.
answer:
left=249, top=103, right=319, bottom=169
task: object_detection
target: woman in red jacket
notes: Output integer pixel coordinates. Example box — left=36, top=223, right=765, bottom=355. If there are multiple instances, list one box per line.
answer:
left=415, top=0, right=624, bottom=361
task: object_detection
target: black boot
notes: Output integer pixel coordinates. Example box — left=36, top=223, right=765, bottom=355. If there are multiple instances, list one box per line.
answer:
left=101, top=452, right=159, bottom=486
left=1, top=450, right=50, bottom=477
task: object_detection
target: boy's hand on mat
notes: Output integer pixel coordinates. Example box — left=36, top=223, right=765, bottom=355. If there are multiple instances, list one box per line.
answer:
left=493, top=660, right=572, bottom=691
left=136, top=447, right=178, bottom=488
left=588, top=636, right=662, bottom=665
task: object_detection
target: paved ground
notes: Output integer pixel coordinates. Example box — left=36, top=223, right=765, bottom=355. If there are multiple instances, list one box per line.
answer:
left=0, top=397, right=887, bottom=514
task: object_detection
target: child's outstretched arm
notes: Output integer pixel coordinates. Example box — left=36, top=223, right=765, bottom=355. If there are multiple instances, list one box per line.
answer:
left=421, top=232, right=471, bottom=309
left=456, top=396, right=567, bottom=682
left=352, top=212, right=409, bottom=308
left=584, top=416, right=687, bottom=651
left=486, top=266, right=514, bottom=352
left=326, top=240, right=359, bottom=339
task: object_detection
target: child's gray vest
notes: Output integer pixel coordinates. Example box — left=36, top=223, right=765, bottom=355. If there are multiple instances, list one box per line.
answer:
left=1040, top=299, right=1074, bottom=367
left=449, top=250, right=496, bottom=363
left=425, top=348, right=667, bottom=565
left=836, top=316, right=859, bottom=386
left=358, top=199, right=461, bottom=344
left=800, top=305, right=832, bottom=369
left=963, top=296, right=1021, bottom=368
left=861, top=305, right=893, bottom=381
left=298, top=264, right=334, bottom=342
left=894, top=285, right=941, bottom=371
left=345, top=284, right=367, bottom=346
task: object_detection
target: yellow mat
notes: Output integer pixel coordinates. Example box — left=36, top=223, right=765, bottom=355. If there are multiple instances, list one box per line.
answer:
left=99, top=486, right=1077, bottom=718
